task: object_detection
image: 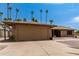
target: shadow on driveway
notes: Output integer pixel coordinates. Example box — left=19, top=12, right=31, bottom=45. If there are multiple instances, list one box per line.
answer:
left=68, top=52, right=79, bottom=55
left=57, top=40, right=79, bottom=49
left=0, top=39, right=52, bottom=43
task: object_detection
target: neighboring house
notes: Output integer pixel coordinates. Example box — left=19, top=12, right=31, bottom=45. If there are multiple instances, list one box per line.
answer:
left=3, top=21, right=74, bottom=41
left=0, top=22, right=9, bottom=38
left=51, top=26, right=74, bottom=37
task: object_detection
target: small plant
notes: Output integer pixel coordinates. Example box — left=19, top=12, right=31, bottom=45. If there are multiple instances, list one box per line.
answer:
left=9, top=35, right=15, bottom=41
left=49, top=37, right=52, bottom=40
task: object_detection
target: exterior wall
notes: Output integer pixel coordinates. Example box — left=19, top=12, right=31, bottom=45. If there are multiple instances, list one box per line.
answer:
left=0, top=29, right=8, bottom=37
left=61, top=30, right=67, bottom=37
left=67, top=30, right=74, bottom=37
left=12, top=24, right=51, bottom=41
left=61, top=30, right=74, bottom=37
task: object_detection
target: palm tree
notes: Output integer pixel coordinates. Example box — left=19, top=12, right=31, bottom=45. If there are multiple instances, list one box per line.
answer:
left=32, top=17, right=38, bottom=22
left=40, top=9, right=42, bottom=23
left=16, top=8, right=19, bottom=20
left=49, top=19, right=54, bottom=40
left=32, top=17, right=35, bottom=22
left=4, top=18, right=8, bottom=21
left=35, top=19, right=38, bottom=22
left=49, top=20, right=53, bottom=25
left=45, top=9, right=48, bottom=24
left=8, top=7, right=12, bottom=20
left=7, top=3, right=10, bottom=19
left=23, top=18, right=27, bottom=22
left=4, top=3, right=10, bottom=40
left=0, top=12, right=3, bottom=21
left=3, top=24, right=6, bottom=40
left=31, top=10, right=34, bottom=21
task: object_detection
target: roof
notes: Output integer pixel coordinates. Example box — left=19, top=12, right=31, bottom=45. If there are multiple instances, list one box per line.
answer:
left=51, top=26, right=74, bottom=30
left=3, top=21, right=52, bottom=27
left=3, top=21, right=74, bottom=30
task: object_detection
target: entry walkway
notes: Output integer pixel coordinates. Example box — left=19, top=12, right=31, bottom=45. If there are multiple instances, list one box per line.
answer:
left=0, top=37, right=79, bottom=56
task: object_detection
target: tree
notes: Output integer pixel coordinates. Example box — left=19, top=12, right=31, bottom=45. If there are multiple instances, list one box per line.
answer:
left=23, top=18, right=27, bottom=22
left=7, top=3, right=10, bottom=19
left=49, top=19, right=53, bottom=25
left=31, top=10, right=34, bottom=21
left=40, top=9, right=42, bottom=23
left=76, top=30, right=79, bottom=33
left=35, top=19, right=38, bottom=22
left=8, top=7, right=12, bottom=20
left=4, top=18, right=8, bottom=21
left=32, top=17, right=35, bottom=22
left=0, top=12, right=3, bottom=21
left=16, top=19, right=21, bottom=21
left=16, top=8, right=19, bottom=20
left=49, top=19, right=54, bottom=40
left=32, top=17, right=38, bottom=22
left=45, top=9, right=48, bottom=24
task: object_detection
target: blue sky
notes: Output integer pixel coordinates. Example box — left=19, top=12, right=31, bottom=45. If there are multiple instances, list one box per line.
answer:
left=0, top=3, right=79, bottom=29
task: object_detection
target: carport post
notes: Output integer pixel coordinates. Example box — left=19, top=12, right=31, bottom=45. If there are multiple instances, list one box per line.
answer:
left=50, top=25, right=53, bottom=40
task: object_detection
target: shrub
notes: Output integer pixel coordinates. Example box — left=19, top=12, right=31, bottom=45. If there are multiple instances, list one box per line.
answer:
left=9, top=35, right=15, bottom=41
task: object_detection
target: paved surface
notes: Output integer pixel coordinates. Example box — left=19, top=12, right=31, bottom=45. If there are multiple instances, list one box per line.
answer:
left=0, top=37, right=79, bottom=56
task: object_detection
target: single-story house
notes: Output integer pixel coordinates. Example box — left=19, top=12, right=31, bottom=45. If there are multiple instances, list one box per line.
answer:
left=4, top=21, right=52, bottom=41
left=0, top=22, right=9, bottom=38
left=51, top=26, right=74, bottom=37
left=3, top=21, right=74, bottom=41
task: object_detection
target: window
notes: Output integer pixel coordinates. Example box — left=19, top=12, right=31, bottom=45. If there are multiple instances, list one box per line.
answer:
left=67, top=30, right=72, bottom=35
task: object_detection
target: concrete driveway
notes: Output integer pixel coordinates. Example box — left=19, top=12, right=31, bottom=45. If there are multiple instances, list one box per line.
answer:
left=0, top=37, right=79, bottom=56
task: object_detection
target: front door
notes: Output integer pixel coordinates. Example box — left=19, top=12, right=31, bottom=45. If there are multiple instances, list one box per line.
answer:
left=54, top=30, right=61, bottom=37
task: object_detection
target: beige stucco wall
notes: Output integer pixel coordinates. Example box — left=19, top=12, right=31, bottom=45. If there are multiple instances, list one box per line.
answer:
left=67, top=30, right=74, bottom=37
left=61, top=31, right=67, bottom=37
left=61, top=30, right=74, bottom=37
left=12, top=24, right=51, bottom=41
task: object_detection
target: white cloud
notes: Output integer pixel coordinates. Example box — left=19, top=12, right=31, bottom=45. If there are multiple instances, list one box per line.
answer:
left=72, top=16, right=79, bottom=23
left=64, top=16, right=79, bottom=29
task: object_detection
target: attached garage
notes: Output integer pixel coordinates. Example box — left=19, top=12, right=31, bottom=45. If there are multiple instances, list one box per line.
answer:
left=4, top=21, right=52, bottom=41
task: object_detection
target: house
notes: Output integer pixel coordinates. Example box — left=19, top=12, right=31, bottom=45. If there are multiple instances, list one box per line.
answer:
left=0, top=22, right=9, bottom=38
left=3, top=21, right=74, bottom=41
left=4, top=21, right=52, bottom=41
left=51, top=26, right=74, bottom=37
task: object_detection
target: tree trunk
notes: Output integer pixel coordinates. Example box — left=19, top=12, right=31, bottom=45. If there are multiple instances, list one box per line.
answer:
left=4, top=25, right=6, bottom=40
left=46, top=14, right=47, bottom=24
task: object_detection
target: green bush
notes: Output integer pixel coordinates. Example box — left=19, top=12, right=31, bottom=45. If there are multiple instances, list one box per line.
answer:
left=76, top=30, right=79, bottom=33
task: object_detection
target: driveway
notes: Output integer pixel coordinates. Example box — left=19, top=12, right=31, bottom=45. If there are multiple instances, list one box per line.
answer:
left=0, top=37, right=79, bottom=56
